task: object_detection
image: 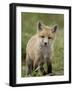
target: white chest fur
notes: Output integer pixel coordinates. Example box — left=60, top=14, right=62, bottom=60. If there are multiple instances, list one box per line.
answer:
left=40, top=46, right=51, bottom=59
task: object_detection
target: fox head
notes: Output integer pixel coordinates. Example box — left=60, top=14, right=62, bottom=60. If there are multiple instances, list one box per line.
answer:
left=37, top=21, right=58, bottom=48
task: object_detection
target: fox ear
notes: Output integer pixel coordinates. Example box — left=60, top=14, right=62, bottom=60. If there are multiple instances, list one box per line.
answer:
left=37, top=21, right=43, bottom=31
left=52, top=24, right=58, bottom=33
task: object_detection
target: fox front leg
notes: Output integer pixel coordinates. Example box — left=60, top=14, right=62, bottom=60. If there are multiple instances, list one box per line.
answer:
left=46, top=59, right=52, bottom=74
left=26, top=56, right=33, bottom=76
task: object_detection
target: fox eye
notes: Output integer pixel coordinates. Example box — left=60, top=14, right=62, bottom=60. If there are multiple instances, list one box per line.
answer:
left=41, top=36, right=44, bottom=38
left=48, top=37, right=52, bottom=39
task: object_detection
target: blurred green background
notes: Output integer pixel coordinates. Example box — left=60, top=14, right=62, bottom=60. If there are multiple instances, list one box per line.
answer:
left=21, top=12, right=64, bottom=77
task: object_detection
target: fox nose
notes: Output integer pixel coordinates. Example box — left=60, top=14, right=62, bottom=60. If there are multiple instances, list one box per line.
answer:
left=44, top=42, right=47, bottom=45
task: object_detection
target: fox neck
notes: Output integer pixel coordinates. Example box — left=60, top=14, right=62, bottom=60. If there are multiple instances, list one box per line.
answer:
left=40, top=45, right=52, bottom=58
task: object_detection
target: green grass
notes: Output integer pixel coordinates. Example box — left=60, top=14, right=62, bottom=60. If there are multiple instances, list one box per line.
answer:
left=21, top=13, right=64, bottom=77
left=52, top=30, right=64, bottom=75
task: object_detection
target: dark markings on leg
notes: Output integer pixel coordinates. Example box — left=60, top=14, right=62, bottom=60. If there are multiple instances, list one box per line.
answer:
left=47, top=63, right=52, bottom=74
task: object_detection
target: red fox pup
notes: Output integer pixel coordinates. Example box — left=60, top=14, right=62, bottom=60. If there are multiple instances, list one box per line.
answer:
left=26, top=21, right=58, bottom=76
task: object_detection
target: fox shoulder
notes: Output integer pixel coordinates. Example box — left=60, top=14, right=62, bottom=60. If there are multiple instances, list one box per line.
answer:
left=26, top=34, right=39, bottom=52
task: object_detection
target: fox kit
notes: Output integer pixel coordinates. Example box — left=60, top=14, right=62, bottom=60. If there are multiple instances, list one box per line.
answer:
left=26, top=22, right=58, bottom=76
